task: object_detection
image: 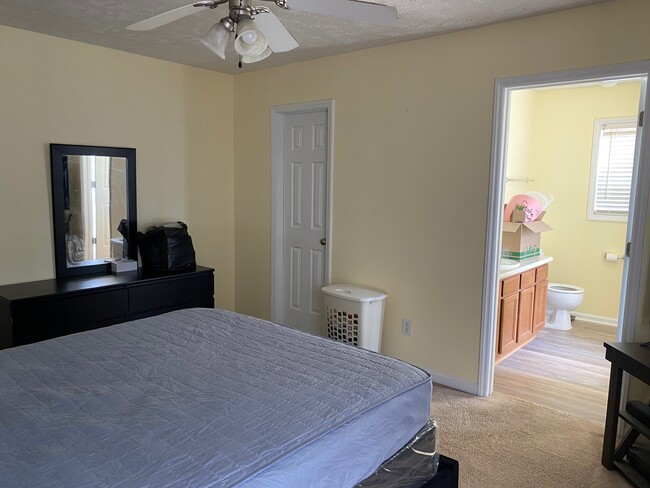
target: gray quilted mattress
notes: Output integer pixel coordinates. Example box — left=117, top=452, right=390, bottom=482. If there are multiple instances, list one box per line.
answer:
left=0, top=308, right=432, bottom=487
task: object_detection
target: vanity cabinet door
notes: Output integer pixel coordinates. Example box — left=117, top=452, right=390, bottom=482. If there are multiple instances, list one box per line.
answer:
left=499, top=293, right=519, bottom=356
left=517, top=286, right=535, bottom=343
left=497, top=275, right=520, bottom=361
left=533, top=280, right=548, bottom=333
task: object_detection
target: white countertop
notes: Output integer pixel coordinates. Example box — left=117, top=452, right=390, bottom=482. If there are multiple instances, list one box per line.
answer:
left=499, top=255, right=553, bottom=280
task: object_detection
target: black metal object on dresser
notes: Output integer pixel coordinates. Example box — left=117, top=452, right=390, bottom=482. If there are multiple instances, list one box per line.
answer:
left=0, top=266, right=214, bottom=349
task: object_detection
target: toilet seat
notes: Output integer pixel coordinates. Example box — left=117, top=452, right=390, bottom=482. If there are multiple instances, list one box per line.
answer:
left=548, top=283, right=584, bottom=294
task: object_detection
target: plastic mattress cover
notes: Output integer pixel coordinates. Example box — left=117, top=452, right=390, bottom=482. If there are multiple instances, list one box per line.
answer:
left=355, top=419, right=439, bottom=487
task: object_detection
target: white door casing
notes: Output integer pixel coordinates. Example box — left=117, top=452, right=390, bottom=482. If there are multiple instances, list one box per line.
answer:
left=480, top=61, right=650, bottom=398
left=271, top=101, right=334, bottom=334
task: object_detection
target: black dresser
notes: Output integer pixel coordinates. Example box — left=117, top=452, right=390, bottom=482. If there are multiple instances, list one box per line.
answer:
left=0, top=266, right=214, bottom=349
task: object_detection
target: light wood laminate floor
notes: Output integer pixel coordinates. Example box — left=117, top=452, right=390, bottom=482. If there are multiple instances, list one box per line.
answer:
left=494, top=319, right=617, bottom=424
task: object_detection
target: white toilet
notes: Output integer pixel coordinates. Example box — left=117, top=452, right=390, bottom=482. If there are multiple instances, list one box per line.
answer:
left=545, top=283, right=585, bottom=331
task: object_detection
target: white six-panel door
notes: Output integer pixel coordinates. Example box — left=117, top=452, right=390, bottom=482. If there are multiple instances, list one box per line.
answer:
left=281, top=110, right=328, bottom=334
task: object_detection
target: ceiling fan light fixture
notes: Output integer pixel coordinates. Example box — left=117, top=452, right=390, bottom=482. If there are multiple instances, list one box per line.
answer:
left=234, top=19, right=268, bottom=57
left=239, top=29, right=257, bottom=45
left=241, top=46, right=272, bottom=64
left=200, top=18, right=233, bottom=60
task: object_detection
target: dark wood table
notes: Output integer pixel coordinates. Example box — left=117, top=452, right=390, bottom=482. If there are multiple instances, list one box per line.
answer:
left=603, top=342, right=650, bottom=486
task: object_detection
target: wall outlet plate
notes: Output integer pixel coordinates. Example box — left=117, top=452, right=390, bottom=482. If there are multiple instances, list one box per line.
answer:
left=402, top=319, right=412, bottom=336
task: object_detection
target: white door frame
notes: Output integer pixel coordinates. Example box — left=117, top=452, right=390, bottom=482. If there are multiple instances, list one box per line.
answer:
left=479, top=61, right=650, bottom=397
left=270, top=100, right=335, bottom=324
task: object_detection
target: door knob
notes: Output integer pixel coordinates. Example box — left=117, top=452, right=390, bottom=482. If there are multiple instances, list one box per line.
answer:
left=320, top=238, right=327, bottom=246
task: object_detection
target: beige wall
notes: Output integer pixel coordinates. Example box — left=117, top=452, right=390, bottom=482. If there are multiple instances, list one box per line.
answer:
left=233, top=0, right=650, bottom=387
left=505, top=84, right=640, bottom=320
left=0, top=26, right=236, bottom=310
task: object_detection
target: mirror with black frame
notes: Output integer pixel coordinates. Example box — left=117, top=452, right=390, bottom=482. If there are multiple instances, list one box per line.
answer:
left=50, top=144, right=137, bottom=278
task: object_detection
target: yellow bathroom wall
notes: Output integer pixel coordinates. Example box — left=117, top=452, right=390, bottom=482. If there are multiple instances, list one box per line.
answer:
left=506, top=83, right=641, bottom=321
left=505, top=90, right=536, bottom=201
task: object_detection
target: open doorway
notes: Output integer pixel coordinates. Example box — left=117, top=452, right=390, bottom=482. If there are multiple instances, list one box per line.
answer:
left=478, top=62, right=650, bottom=410
left=493, top=80, right=641, bottom=422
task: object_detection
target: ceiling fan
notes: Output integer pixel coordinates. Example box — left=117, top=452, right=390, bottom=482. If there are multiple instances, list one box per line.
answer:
left=127, top=0, right=398, bottom=67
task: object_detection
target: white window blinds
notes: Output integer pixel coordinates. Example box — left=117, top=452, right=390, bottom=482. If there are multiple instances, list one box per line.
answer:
left=588, top=118, right=637, bottom=222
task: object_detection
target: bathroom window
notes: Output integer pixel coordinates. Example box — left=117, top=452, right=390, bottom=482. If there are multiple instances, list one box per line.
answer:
left=587, top=117, right=637, bottom=222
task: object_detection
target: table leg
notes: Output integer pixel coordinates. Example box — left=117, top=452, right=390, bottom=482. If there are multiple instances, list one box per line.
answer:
left=602, top=364, right=623, bottom=469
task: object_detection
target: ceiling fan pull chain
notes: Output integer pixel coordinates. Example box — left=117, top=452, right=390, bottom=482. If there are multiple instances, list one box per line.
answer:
left=238, top=56, right=243, bottom=69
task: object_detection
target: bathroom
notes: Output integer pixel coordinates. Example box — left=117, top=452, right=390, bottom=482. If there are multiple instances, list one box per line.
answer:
left=492, top=78, right=641, bottom=422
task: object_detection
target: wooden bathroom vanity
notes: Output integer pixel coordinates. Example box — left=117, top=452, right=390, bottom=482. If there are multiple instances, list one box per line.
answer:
left=496, top=259, right=550, bottom=363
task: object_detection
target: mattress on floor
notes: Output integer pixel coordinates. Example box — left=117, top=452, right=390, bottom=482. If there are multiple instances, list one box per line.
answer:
left=0, top=308, right=432, bottom=487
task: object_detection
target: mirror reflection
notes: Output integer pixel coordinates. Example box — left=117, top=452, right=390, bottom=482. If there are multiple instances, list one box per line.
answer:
left=63, top=155, right=128, bottom=267
left=51, top=144, right=137, bottom=278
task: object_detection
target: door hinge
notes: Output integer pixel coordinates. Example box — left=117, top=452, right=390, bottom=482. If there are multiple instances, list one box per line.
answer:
left=92, top=237, right=97, bottom=245
left=640, top=111, right=645, bottom=127
left=626, top=241, right=631, bottom=258
left=91, top=181, right=96, bottom=189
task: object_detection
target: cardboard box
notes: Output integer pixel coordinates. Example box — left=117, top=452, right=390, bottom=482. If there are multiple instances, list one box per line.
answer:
left=501, top=213, right=552, bottom=261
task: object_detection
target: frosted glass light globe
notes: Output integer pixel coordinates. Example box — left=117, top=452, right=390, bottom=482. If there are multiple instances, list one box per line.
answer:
left=234, top=19, right=268, bottom=57
left=240, top=30, right=257, bottom=44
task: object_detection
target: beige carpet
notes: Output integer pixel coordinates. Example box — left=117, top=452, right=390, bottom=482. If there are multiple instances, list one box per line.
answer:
left=430, top=386, right=630, bottom=488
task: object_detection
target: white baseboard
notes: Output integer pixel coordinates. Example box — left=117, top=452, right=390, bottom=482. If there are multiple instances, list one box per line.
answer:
left=426, top=369, right=479, bottom=396
left=572, top=312, right=618, bottom=327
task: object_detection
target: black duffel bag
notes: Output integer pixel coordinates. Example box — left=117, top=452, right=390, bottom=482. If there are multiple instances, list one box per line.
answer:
left=138, top=221, right=196, bottom=273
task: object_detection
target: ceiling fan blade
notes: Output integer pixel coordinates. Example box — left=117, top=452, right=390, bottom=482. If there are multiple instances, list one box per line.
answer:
left=286, top=0, right=398, bottom=25
left=127, top=2, right=211, bottom=31
left=254, top=11, right=299, bottom=53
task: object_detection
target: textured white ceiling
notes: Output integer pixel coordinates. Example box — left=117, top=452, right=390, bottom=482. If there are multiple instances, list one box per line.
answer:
left=0, top=0, right=609, bottom=74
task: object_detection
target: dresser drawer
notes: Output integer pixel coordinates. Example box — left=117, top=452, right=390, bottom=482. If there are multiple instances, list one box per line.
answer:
left=128, top=273, right=214, bottom=315
left=11, top=289, right=128, bottom=340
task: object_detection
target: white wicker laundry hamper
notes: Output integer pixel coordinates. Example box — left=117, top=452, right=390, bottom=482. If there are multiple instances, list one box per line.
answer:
left=322, top=284, right=387, bottom=353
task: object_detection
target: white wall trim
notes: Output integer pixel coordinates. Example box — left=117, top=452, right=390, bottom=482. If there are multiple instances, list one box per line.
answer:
left=270, top=100, right=335, bottom=324
left=477, top=78, right=509, bottom=397
left=428, top=370, right=479, bottom=396
left=619, top=73, right=650, bottom=344
left=572, top=312, right=618, bottom=327
left=479, top=61, right=650, bottom=398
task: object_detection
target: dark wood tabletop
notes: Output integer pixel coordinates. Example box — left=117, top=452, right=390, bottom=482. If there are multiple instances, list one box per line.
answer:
left=602, top=341, right=650, bottom=486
